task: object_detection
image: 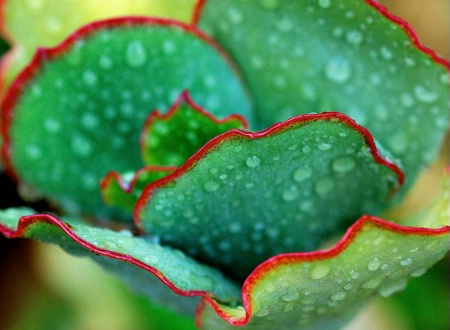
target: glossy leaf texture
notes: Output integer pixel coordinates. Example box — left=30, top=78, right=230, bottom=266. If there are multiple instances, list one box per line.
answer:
left=140, top=91, right=248, bottom=167
left=1, top=17, right=252, bottom=219
left=197, top=217, right=449, bottom=329
left=194, top=0, right=450, bottom=193
left=136, top=112, right=404, bottom=280
left=0, top=208, right=242, bottom=314
left=0, top=0, right=196, bottom=94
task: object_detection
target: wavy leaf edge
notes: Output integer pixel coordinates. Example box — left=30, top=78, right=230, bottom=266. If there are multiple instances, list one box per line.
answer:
left=192, top=0, right=450, bottom=70
left=195, top=216, right=450, bottom=327
left=0, top=15, right=247, bottom=178
left=134, top=111, right=405, bottom=227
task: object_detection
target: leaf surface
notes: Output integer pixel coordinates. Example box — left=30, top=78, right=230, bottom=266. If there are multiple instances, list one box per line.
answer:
left=197, top=217, right=450, bottom=329
left=141, top=91, right=247, bottom=167
left=0, top=0, right=196, bottom=94
left=194, top=0, right=450, bottom=192
left=0, top=208, right=242, bottom=314
left=136, top=113, right=404, bottom=280
left=1, top=17, right=252, bottom=219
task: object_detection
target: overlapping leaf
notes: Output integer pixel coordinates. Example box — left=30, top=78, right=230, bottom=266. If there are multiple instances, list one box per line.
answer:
left=1, top=18, right=252, bottom=219
left=194, top=0, right=450, bottom=193
left=136, top=112, right=404, bottom=280
left=0, top=208, right=241, bottom=314
left=197, top=217, right=449, bottom=329
left=140, top=91, right=247, bottom=167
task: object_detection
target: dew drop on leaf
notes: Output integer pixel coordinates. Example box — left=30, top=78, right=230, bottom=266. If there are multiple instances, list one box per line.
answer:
left=126, top=40, right=147, bottom=68
left=325, top=57, right=351, bottom=83
left=246, top=155, right=261, bottom=168
left=293, top=167, right=313, bottom=182
left=310, top=264, right=331, bottom=280
left=332, top=157, right=356, bottom=173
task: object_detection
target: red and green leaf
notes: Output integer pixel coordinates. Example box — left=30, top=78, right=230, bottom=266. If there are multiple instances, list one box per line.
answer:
left=193, top=0, right=450, bottom=193
left=136, top=112, right=404, bottom=280
left=141, top=91, right=248, bottom=167
left=1, top=17, right=252, bottom=219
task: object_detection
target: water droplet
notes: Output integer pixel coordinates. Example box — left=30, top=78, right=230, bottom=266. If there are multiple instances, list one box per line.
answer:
left=250, top=55, right=264, bottom=69
left=400, top=258, right=413, bottom=267
left=99, top=55, right=113, bottom=69
left=246, top=156, right=261, bottom=168
left=293, top=167, right=312, bottom=182
left=410, top=267, right=427, bottom=278
left=367, top=257, right=381, bottom=271
left=44, top=118, right=61, bottom=134
left=227, top=7, right=243, bottom=24
left=82, top=70, right=97, bottom=86
left=378, top=278, right=407, bottom=297
left=81, top=112, right=99, bottom=130
left=325, top=57, right=351, bottom=83
left=126, top=41, right=147, bottom=68
left=318, top=143, right=332, bottom=151
left=315, top=177, right=335, bottom=197
left=318, top=0, right=331, bottom=8
left=282, top=188, right=299, bottom=202
left=276, top=16, right=294, bottom=32
left=414, top=85, right=438, bottom=103
left=203, top=181, right=220, bottom=192
left=388, top=132, right=408, bottom=154
left=310, top=264, right=331, bottom=279
left=346, top=30, right=363, bottom=45
left=380, top=46, right=393, bottom=60
left=81, top=172, right=97, bottom=191
left=162, top=39, right=177, bottom=55
left=302, top=145, right=311, bottom=153
left=400, top=92, right=415, bottom=108
left=229, top=222, right=242, bottom=234
left=260, top=0, right=280, bottom=9
left=330, top=291, right=346, bottom=301
left=71, top=134, right=93, bottom=157
left=440, top=73, right=449, bottom=85
left=26, top=145, right=42, bottom=160
left=282, top=291, right=300, bottom=302
left=332, top=157, right=355, bottom=173
left=361, top=275, right=384, bottom=289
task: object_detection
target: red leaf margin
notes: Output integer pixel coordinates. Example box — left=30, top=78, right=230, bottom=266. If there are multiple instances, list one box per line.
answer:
left=139, top=90, right=249, bottom=156
left=133, top=111, right=406, bottom=230
left=195, top=216, right=450, bottom=327
left=0, top=213, right=448, bottom=328
left=191, top=0, right=450, bottom=70
left=0, top=16, right=249, bottom=180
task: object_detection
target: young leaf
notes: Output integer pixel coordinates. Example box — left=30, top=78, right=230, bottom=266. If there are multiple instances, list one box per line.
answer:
left=136, top=113, right=404, bottom=280
left=197, top=217, right=450, bottom=329
left=101, top=166, right=176, bottom=213
left=193, top=0, right=450, bottom=193
left=141, top=91, right=248, bottom=167
left=1, top=17, right=253, bottom=219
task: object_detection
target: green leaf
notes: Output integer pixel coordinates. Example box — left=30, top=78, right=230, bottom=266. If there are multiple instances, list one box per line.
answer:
left=197, top=217, right=450, bottom=329
left=0, top=208, right=242, bottom=314
left=136, top=113, right=404, bottom=280
left=1, top=17, right=253, bottom=219
left=194, top=0, right=450, bottom=193
left=0, top=0, right=197, bottom=94
left=141, top=91, right=248, bottom=167
left=101, top=166, right=176, bottom=213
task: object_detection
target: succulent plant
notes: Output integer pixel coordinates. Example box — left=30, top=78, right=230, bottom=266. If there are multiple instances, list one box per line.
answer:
left=0, top=0, right=448, bottom=329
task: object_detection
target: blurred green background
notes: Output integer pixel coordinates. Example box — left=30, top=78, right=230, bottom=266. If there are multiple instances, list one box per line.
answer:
left=1, top=0, right=449, bottom=329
